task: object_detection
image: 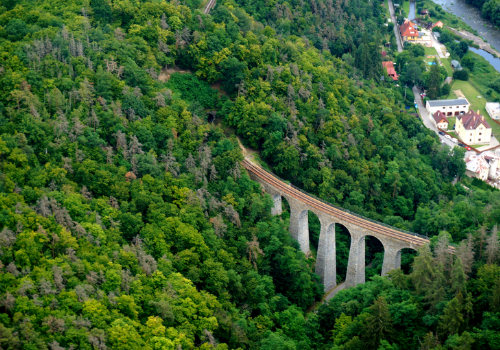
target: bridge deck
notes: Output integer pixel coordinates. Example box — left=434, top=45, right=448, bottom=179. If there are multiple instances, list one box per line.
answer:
left=242, top=159, right=431, bottom=248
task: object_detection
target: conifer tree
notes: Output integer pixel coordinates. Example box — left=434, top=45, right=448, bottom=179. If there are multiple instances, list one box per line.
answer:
left=485, top=225, right=499, bottom=264
left=491, top=279, right=500, bottom=312
left=425, top=262, right=446, bottom=312
left=455, top=234, right=474, bottom=279
left=411, top=244, right=435, bottom=295
left=439, top=297, right=464, bottom=336
left=434, top=232, right=452, bottom=274
left=450, top=257, right=467, bottom=297
left=419, top=332, right=440, bottom=350
left=427, top=59, right=441, bottom=99
left=464, top=293, right=473, bottom=327
left=364, top=296, right=394, bottom=348
left=388, top=269, right=409, bottom=289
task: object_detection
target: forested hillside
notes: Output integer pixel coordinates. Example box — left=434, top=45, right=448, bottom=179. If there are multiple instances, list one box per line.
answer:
left=0, top=0, right=500, bottom=349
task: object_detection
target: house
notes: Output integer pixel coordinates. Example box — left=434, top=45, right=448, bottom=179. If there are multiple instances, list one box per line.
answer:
left=451, top=60, right=462, bottom=70
left=486, top=102, right=500, bottom=119
left=420, top=9, right=429, bottom=15
left=456, top=110, right=492, bottom=145
left=433, top=21, right=444, bottom=28
left=382, top=51, right=387, bottom=57
left=399, top=20, right=419, bottom=41
left=426, top=98, right=470, bottom=116
left=432, top=110, right=449, bottom=129
left=382, top=61, right=398, bottom=81
left=465, top=151, right=500, bottom=181
left=433, top=32, right=441, bottom=40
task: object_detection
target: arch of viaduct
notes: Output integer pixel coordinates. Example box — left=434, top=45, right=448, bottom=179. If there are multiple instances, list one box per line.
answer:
left=242, top=159, right=432, bottom=291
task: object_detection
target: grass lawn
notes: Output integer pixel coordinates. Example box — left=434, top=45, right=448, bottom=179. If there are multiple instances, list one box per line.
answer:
left=467, top=50, right=500, bottom=101
left=384, top=0, right=391, bottom=18
left=445, top=89, right=458, bottom=99
left=441, top=58, right=454, bottom=76
left=424, top=46, right=438, bottom=56
left=403, top=0, right=410, bottom=17
left=447, top=116, right=456, bottom=131
left=449, top=80, right=500, bottom=136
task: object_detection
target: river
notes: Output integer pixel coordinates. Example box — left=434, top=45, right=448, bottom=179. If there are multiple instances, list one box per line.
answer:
left=432, top=0, right=500, bottom=52
left=432, top=0, right=500, bottom=72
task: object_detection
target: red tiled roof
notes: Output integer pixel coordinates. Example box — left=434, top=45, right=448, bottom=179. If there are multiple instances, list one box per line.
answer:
left=433, top=110, right=448, bottom=124
left=382, top=61, right=398, bottom=80
left=400, top=20, right=418, bottom=37
left=457, top=110, right=491, bottom=130
left=382, top=51, right=387, bottom=57
left=433, top=21, right=443, bottom=27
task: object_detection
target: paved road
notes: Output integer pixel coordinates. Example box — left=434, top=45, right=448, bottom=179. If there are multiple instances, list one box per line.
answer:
left=325, top=283, right=345, bottom=302
left=388, top=0, right=403, bottom=52
left=413, top=86, right=458, bottom=148
left=428, top=30, right=448, bottom=59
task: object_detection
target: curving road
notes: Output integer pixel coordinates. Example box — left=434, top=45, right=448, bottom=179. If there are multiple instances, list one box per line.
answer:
left=242, top=159, right=443, bottom=248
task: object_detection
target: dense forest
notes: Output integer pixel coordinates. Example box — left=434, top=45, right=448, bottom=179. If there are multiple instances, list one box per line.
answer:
left=0, top=0, right=500, bottom=349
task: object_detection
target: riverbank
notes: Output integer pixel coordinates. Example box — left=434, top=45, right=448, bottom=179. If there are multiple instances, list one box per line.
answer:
left=447, top=27, right=500, bottom=58
left=431, top=0, right=500, bottom=53
left=417, top=0, right=476, bottom=32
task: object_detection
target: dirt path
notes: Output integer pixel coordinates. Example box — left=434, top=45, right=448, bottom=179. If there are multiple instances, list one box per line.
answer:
left=158, top=65, right=191, bottom=82
left=237, top=138, right=260, bottom=163
left=454, top=89, right=466, bottom=99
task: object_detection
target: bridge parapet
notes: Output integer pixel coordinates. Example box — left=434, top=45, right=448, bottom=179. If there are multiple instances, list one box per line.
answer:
left=243, top=159, right=428, bottom=290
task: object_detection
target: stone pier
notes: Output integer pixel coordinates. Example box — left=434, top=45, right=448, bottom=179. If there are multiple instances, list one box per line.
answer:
left=252, top=169, right=420, bottom=291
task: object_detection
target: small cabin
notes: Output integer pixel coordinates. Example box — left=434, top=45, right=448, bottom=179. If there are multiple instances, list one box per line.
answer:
left=451, top=60, right=462, bottom=70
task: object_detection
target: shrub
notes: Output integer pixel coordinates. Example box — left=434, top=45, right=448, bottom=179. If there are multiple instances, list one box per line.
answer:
left=440, top=83, right=451, bottom=96
left=452, top=69, right=469, bottom=81
left=167, top=73, right=219, bottom=109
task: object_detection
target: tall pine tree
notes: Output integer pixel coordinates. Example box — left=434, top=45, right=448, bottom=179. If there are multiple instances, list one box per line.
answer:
left=364, top=296, right=394, bottom=347
left=426, top=59, right=441, bottom=100
left=411, top=244, right=435, bottom=295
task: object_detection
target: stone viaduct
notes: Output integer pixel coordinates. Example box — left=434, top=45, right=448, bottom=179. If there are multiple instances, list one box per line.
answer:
left=242, top=159, right=432, bottom=291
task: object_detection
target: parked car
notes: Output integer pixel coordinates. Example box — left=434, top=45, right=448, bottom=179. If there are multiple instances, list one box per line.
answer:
left=466, top=146, right=471, bottom=151
left=445, top=134, right=452, bottom=140
left=452, top=138, right=459, bottom=143
left=438, top=131, right=445, bottom=135
left=458, top=143, right=466, bottom=148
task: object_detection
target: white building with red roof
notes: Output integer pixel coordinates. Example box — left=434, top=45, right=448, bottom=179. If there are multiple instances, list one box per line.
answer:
left=456, top=110, right=492, bottom=145
left=432, top=110, right=449, bottom=129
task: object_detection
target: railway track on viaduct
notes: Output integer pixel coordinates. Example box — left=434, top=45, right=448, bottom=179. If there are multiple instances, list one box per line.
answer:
left=203, top=0, right=216, bottom=14
left=242, top=159, right=442, bottom=249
